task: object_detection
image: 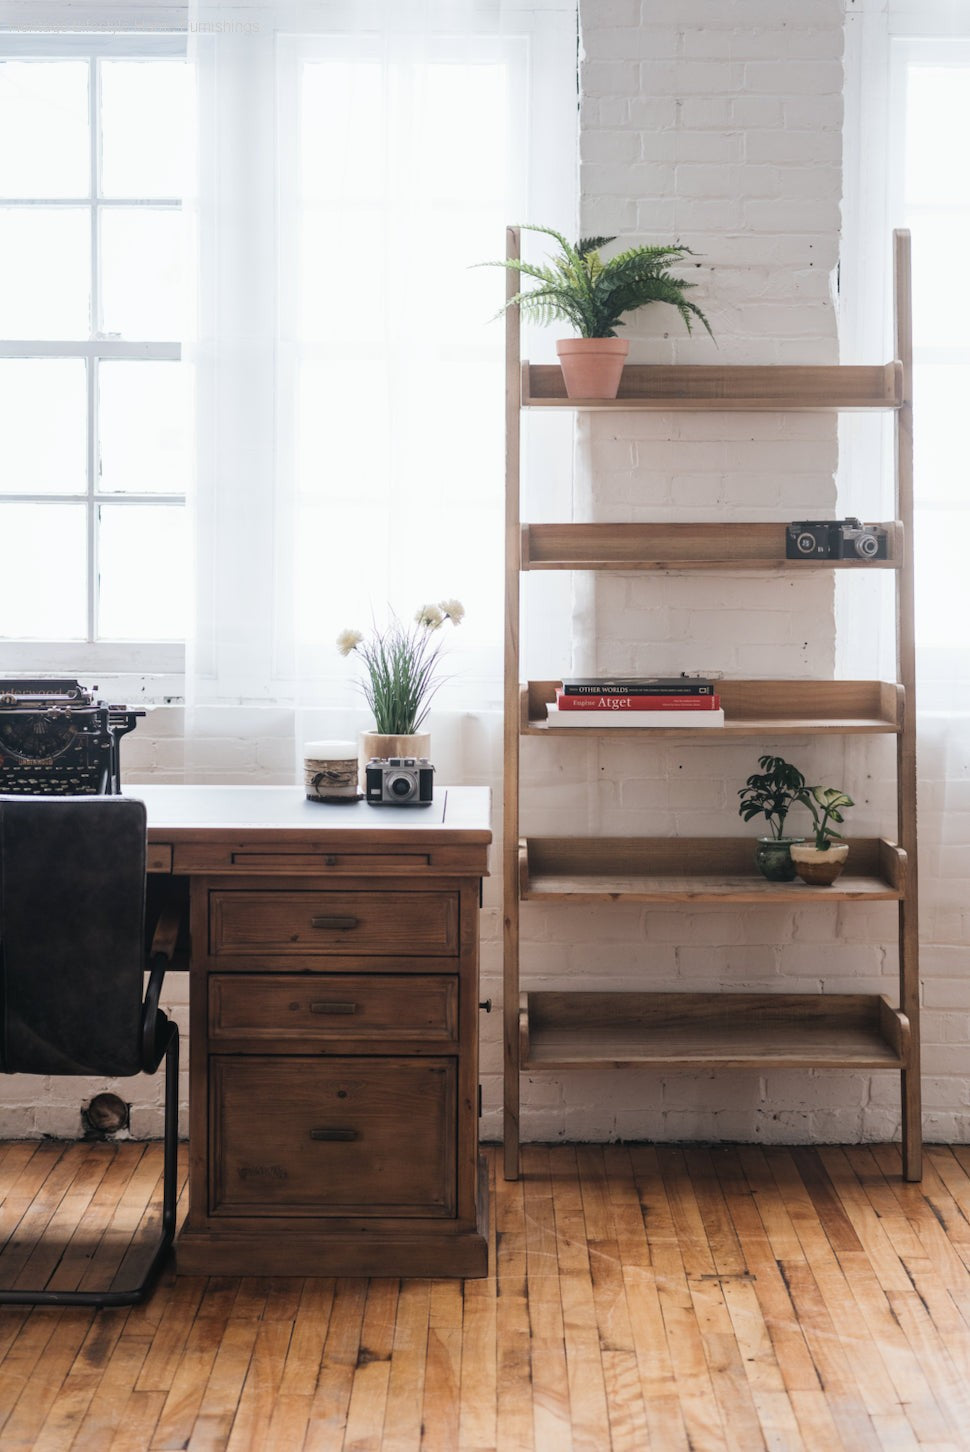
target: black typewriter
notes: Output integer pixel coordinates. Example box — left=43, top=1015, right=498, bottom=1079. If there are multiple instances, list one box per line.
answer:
left=0, top=680, right=144, bottom=795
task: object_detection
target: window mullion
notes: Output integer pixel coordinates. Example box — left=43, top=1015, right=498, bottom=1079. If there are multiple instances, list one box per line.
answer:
left=87, top=54, right=100, bottom=645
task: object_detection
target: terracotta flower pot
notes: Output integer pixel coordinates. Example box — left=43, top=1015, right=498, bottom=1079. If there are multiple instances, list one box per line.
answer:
left=790, top=842, right=849, bottom=886
left=359, top=731, right=431, bottom=790
left=556, top=337, right=629, bottom=399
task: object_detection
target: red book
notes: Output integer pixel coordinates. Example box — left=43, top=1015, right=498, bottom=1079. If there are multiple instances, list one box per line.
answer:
left=554, top=690, right=721, bottom=711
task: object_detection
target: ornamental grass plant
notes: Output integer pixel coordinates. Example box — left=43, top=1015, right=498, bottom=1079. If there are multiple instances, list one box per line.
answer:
left=337, top=600, right=464, bottom=735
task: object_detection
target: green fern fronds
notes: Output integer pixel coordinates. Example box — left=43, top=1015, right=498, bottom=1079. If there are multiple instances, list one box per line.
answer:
left=479, top=224, right=713, bottom=341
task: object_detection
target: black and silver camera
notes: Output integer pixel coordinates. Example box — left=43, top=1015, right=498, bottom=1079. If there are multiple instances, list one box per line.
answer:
left=830, top=517, right=889, bottom=560
left=365, top=756, right=434, bottom=806
left=786, top=517, right=888, bottom=562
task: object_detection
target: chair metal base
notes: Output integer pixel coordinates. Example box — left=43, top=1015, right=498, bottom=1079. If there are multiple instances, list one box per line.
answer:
left=0, top=1028, right=179, bottom=1308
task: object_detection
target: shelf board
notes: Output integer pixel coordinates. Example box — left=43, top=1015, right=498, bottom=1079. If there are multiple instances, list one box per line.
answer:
left=520, top=991, right=910, bottom=1070
left=522, top=680, right=903, bottom=737
left=522, top=361, right=903, bottom=411
left=519, top=837, right=907, bottom=903
left=520, top=522, right=902, bottom=571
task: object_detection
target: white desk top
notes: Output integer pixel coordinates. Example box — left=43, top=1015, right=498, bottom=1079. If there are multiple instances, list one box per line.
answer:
left=128, top=783, right=492, bottom=841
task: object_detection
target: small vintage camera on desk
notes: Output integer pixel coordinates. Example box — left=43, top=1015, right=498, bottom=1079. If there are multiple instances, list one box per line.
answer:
left=786, top=517, right=889, bottom=561
left=365, top=756, right=434, bottom=806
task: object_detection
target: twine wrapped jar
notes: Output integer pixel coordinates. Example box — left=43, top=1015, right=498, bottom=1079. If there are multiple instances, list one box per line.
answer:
left=303, top=739, right=360, bottom=801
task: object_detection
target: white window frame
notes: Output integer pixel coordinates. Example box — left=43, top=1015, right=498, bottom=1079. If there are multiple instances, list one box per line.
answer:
left=0, top=14, right=188, bottom=683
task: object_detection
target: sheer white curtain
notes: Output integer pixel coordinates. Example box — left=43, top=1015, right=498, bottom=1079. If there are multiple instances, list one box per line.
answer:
left=844, top=2, right=970, bottom=1045
left=186, top=0, right=576, bottom=767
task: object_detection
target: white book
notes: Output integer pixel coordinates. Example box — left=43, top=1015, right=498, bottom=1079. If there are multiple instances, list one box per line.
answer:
left=545, top=705, right=725, bottom=728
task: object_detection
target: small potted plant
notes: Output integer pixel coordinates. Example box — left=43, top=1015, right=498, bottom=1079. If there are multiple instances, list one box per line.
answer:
left=337, top=599, right=464, bottom=768
left=737, top=755, right=807, bottom=881
left=790, top=785, right=854, bottom=886
left=482, top=224, right=713, bottom=399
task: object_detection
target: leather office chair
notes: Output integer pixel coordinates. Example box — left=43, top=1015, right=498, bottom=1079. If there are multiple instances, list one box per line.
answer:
left=0, top=795, right=180, bottom=1306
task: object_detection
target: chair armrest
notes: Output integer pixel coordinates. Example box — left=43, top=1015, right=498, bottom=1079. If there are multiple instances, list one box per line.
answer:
left=142, top=904, right=183, bottom=1072
left=149, top=904, right=182, bottom=965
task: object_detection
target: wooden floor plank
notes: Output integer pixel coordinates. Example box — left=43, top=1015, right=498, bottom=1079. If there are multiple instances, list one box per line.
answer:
left=457, top=1260, right=497, bottom=1451
left=493, top=1155, right=533, bottom=1452
left=602, top=1145, right=689, bottom=1452
left=741, top=1147, right=886, bottom=1451
left=224, top=1318, right=293, bottom=1452
left=549, top=1146, right=614, bottom=1452
left=628, top=1144, right=732, bottom=1451
left=382, top=1280, right=432, bottom=1452
left=303, top=1276, right=367, bottom=1451
left=0, top=1145, right=94, bottom=1292
left=420, top=1275, right=464, bottom=1452
left=523, top=1145, right=572, bottom=1452
left=182, top=1280, right=268, bottom=1451
left=69, top=1319, right=154, bottom=1452
left=688, top=1148, right=803, bottom=1449
left=657, top=1145, right=766, bottom=1451
left=342, top=1278, right=398, bottom=1452
left=31, top=1302, right=129, bottom=1450
left=150, top=1285, right=237, bottom=1452
left=576, top=1147, right=649, bottom=1450
left=834, top=1147, right=970, bottom=1440
left=7, top=1141, right=970, bottom=1449
left=108, top=1388, right=167, bottom=1451
left=816, top=1147, right=966, bottom=1447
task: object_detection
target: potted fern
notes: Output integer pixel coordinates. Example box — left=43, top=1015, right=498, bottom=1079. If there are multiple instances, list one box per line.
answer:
left=483, top=224, right=713, bottom=398
left=790, top=786, right=854, bottom=886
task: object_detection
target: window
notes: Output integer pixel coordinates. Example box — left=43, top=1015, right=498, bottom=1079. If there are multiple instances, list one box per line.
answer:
left=890, top=39, right=970, bottom=660
left=0, top=29, right=191, bottom=675
left=843, top=3, right=970, bottom=695
left=278, top=36, right=527, bottom=701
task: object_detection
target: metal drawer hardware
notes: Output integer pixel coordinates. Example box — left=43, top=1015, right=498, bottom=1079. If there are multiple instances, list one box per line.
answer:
left=309, top=1127, right=358, bottom=1142
left=479, top=999, right=492, bottom=1012
left=309, top=1001, right=358, bottom=1015
left=310, top=915, right=359, bottom=930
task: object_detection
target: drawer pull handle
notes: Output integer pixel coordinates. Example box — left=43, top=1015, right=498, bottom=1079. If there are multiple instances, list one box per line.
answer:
left=310, top=1001, right=357, bottom=1015
left=309, top=1127, right=358, bottom=1142
left=310, top=915, right=359, bottom=930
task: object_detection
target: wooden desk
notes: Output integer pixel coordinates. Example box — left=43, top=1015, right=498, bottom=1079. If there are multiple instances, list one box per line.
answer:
left=132, top=784, right=491, bottom=1278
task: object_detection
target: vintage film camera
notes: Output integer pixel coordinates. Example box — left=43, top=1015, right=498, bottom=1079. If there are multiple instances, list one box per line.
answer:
left=786, top=517, right=889, bottom=562
left=365, top=756, right=435, bottom=806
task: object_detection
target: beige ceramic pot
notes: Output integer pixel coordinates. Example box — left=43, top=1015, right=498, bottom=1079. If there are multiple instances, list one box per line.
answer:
left=556, top=337, right=629, bottom=399
left=359, top=731, right=431, bottom=788
left=790, top=842, right=849, bottom=886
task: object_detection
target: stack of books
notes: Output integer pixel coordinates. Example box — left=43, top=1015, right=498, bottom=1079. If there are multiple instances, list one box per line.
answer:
left=545, top=676, right=725, bottom=728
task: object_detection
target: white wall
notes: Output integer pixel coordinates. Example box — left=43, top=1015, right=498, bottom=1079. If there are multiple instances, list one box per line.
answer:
left=6, top=0, right=968, bottom=1149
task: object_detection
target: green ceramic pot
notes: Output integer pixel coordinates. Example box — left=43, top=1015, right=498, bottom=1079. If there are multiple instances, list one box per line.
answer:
left=754, top=836, right=805, bottom=882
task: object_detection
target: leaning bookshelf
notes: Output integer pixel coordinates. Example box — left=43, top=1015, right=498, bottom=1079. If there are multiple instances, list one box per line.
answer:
left=502, top=228, right=920, bottom=1180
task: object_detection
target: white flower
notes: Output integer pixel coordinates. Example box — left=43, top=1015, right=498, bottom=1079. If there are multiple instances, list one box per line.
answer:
left=415, top=603, right=445, bottom=630
left=438, top=598, right=465, bottom=626
left=336, top=627, right=364, bottom=657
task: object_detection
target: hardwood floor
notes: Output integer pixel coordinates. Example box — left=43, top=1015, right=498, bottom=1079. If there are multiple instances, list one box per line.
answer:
left=2, top=1140, right=970, bottom=1449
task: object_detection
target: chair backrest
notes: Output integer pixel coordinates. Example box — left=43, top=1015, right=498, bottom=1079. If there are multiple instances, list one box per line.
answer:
left=0, top=795, right=148, bottom=1076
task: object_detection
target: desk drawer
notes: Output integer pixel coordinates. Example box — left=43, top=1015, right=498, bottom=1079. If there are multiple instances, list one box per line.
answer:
left=210, top=1056, right=455, bottom=1216
left=208, top=889, right=459, bottom=957
left=209, top=973, right=458, bottom=1044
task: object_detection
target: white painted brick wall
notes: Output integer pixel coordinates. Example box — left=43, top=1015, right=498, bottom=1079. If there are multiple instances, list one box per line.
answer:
left=3, top=0, right=968, bottom=1151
